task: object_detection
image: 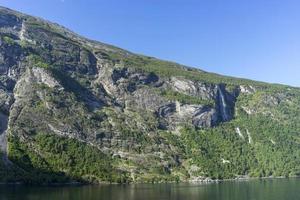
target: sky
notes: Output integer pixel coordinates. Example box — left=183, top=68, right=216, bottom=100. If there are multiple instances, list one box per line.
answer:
left=1, top=0, right=300, bottom=86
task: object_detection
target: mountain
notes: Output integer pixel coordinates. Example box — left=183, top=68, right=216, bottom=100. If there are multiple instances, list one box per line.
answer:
left=0, top=6, right=299, bottom=184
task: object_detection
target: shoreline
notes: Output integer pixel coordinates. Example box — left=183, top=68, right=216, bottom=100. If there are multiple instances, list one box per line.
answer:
left=0, top=176, right=299, bottom=187
left=189, top=175, right=300, bottom=184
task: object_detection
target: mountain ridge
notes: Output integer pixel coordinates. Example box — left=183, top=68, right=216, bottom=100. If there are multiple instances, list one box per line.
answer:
left=0, top=6, right=299, bottom=184
left=1, top=6, right=295, bottom=88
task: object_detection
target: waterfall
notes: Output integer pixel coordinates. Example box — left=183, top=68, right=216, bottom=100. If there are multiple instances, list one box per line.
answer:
left=246, top=129, right=252, bottom=144
left=235, top=127, right=245, bottom=139
left=217, top=86, right=229, bottom=121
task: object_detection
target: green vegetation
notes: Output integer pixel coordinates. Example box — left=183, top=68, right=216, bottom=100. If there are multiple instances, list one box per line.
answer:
left=159, top=89, right=214, bottom=106
left=7, top=133, right=130, bottom=184
left=179, top=115, right=300, bottom=179
left=26, top=17, right=70, bottom=41
left=121, top=55, right=290, bottom=90
left=2, top=35, right=15, bottom=45
left=27, top=54, right=50, bottom=69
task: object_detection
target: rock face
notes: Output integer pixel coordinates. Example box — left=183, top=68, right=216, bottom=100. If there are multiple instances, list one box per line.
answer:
left=0, top=113, right=8, bottom=158
left=169, top=77, right=216, bottom=99
left=0, top=7, right=299, bottom=184
left=216, top=84, right=236, bottom=122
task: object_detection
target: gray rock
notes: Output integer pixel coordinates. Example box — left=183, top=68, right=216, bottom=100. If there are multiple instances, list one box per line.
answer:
left=192, top=107, right=218, bottom=128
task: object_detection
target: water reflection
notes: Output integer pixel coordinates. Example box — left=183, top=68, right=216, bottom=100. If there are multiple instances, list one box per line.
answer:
left=0, top=178, right=299, bottom=200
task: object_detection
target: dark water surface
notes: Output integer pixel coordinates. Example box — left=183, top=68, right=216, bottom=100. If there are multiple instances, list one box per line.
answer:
left=0, top=178, right=299, bottom=200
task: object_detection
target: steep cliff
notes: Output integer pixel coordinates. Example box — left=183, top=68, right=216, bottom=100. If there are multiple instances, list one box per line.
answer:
left=0, top=7, right=299, bottom=184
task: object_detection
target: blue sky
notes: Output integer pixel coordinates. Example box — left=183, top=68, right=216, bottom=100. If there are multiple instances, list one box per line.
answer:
left=1, top=0, right=300, bottom=86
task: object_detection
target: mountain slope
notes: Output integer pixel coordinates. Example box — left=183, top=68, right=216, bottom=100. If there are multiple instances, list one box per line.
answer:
left=0, top=7, right=299, bottom=184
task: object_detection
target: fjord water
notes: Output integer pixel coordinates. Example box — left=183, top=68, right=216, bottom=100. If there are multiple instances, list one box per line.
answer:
left=0, top=178, right=299, bottom=200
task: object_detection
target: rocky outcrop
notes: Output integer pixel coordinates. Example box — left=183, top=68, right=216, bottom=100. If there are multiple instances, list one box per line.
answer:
left=31, top=67, right=62, bottom=89
left=169, top=77, right=216, bottom=99
left=239, top=85, right=256, bottom=94
left=0, top=112, right=8, bottom=165
left=192, top=106, right=218, bottom=128
left=157, top=103, right=218, bottom=129
left=168, top=78, right=239, bottom=125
